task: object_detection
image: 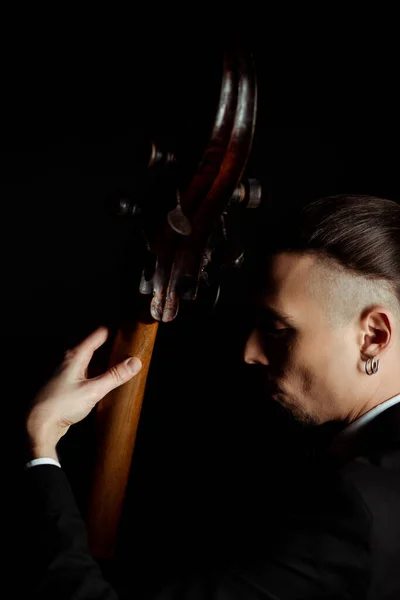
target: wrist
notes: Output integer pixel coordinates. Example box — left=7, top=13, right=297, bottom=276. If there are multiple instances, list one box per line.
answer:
left=28, top=442, right=59, bottom=462
left=29, top=447, right=60, bottom=462
left=25, top=417, right=60, bottom=462
left=25, top=433, right=59, bottom=461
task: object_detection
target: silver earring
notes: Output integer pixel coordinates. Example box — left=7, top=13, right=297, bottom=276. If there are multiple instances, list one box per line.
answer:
left=365, top=355, right=380, bottom=376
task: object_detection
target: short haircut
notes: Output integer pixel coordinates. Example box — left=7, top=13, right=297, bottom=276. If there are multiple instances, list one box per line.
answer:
left=248, top=194, right=400, bottom=338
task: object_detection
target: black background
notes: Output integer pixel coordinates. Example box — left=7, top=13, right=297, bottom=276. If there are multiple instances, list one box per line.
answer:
left=4, top=27, right=400, bottom=595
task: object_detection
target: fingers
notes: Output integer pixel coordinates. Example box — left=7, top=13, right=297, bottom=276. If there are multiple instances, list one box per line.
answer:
left=73, top=326, right=109, bottom=354
left=91, top=356, right=143, bottom=398
left=64, top=328, right=143, bottom=402
left=64, top=326, right=109, bottom=378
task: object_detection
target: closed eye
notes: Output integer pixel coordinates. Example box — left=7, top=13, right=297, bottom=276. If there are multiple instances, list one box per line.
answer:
left=260, top=326, right=291, bottom=337
left=248, top=308, right=293, bottom=338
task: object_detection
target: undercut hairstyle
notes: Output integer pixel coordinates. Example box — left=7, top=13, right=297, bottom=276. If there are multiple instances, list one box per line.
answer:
left=249, top=194, right=400, bottom=340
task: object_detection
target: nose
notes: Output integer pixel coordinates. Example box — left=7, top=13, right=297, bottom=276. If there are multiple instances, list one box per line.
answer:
left=243, top=328, right=269, bottom=366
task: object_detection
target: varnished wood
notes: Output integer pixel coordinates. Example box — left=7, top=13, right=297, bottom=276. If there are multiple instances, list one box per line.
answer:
left=85, top=48, right=259, bottom=563
left=86, top=319, right=159, bottom=558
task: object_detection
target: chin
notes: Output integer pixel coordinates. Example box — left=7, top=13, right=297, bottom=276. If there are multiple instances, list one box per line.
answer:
left=291, top=410, right=321, bottom=427
left=280, top=401, right=320, bottom=427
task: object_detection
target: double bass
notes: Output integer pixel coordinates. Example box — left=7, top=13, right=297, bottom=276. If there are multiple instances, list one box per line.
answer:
left=86, top=48, right=262, bottom=561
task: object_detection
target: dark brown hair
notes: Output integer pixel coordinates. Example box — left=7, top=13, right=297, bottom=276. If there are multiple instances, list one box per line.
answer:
left=249, top=194, right=400, bottom=333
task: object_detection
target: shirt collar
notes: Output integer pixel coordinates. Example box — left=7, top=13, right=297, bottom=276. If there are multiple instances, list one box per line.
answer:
left=325, top=392, right=400, bottom=467
left=338, top=391, right=400, bottom=440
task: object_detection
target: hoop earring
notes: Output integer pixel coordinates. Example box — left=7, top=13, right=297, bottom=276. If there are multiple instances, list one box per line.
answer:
left=365, top=356, right=380, bottom=376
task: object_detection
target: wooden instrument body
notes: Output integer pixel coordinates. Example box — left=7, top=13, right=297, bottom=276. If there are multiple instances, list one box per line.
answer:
left=86, top=48, right=259, bottom=560
left=87, top=319, right=158, bottom=557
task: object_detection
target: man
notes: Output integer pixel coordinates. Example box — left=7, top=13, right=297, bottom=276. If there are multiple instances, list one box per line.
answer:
left=22, top=195, right=400, bottom=598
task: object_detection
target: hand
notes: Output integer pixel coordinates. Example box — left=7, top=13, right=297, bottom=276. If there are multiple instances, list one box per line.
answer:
left=26, top=326, right=142, bottom=453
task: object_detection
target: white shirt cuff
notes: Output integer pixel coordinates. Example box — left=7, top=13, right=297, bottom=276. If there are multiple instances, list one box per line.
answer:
left=24, top=457, right=61, bottom=469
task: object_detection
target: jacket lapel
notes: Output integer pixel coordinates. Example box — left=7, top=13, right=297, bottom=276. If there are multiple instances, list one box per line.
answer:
left=325, top=401, right=400, bottom=468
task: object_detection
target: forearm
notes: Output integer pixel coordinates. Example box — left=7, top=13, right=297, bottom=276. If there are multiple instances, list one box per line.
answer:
left=20, top=326, right=144, bottom=599
left=22, top=463, right=120, bottom=600
left=25, top=414, right=60, bottom=462
left=24, top=413, right=118, bottom=597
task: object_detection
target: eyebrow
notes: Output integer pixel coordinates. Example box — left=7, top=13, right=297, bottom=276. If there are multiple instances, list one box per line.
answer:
left=253, top=305, right=298, bottom=327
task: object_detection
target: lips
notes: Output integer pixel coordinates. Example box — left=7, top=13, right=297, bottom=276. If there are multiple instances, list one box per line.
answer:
left=259, top=373, right=282, bottom=395
left=266, top=383, right=281, bottom=394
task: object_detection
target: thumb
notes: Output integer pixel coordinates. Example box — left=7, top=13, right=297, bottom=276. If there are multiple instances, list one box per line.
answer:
left=93, top=356, right=143, bottom=397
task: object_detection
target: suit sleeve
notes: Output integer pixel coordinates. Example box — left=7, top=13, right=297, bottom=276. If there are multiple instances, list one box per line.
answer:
left=217, top=466, right=373, bottom=599
left=20, top=461, right=373, bottom=600
left=22, top=464, right=120, bottom=600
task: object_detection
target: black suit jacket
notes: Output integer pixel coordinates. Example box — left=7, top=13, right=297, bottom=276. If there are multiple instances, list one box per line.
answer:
left=20, top=401, right=400, bottom=600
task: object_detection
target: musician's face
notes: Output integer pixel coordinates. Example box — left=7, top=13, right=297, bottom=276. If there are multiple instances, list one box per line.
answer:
left=243, top=252, right=379, bottom=426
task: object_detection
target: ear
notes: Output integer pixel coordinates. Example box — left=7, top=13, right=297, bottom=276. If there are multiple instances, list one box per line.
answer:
left=359, top=305, right=393, bottom=359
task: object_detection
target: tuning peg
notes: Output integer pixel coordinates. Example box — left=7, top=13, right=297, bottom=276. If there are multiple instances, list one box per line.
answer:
left=104, top=191, right=143, bottom=218
left=147, top=141, right=176, bottom=168
left=116, top=197, right=142, bottom=217
left=228, top=178, right=262, bottom=209
left=167, top=190, right=192, bottom=236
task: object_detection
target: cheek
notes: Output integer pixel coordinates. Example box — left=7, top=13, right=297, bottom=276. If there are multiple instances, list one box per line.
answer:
left=301, top=330, right=350, bottom=391
left=285, top=332, right=333, bottom=387
left=277, top=337, right=308, bottom=384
